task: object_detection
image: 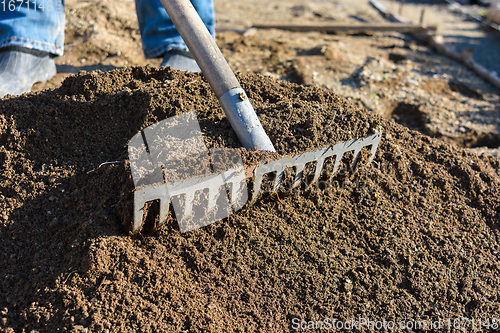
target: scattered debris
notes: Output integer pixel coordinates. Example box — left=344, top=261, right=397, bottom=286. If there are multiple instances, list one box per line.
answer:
left=446, top=0, right=500, bottom=32
left=252, top=22, right=437, bottom=34
left=448, top=81, right=484, bottom=99
left=370, top=0, right=500, bottom=91
left=388, top=52, right=407, bottom=63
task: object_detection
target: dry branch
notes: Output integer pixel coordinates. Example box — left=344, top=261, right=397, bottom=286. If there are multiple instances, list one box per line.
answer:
left=251, top=23, right=436, bottom=34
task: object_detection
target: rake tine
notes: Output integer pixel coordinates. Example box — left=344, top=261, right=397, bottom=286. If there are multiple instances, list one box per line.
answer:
left=350, top=149, right=362, bottom=173
left=133, top=184, right=169, bottom=232
left=369, top=138, right=380, bottom=162
left=293, top=163, right=306, bottom=189
left=207, top=182, right=221, bottom=213
left=251, top=163, right=272, bottom=204
left=251, top=132, right=382, bottom=203
left=273, top=166, right=286, bottom=192
left=210, top=148, right=247, bottom=212
left=183, top=189, right=197, bottom=217
left=223, top=167, right=247, bottom=211
left=158, top=190, right=171, bottom=227
left=310, top=158, right=325, bottom=187
left=332, top=154, right=343, bottom=175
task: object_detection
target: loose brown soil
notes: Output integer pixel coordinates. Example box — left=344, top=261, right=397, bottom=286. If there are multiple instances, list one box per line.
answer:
left=1, top=66, right=500, bottom=332
left=2, top=0, right=500, bottom=331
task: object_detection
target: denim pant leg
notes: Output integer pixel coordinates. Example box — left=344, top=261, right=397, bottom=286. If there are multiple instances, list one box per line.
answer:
left=0, top=0, right=65, bottom=55
left=135, top=0, right=215, bottom=59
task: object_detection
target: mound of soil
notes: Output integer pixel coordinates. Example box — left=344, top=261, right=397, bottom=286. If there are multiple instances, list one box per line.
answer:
left=1, top=67, right=500, bottom=332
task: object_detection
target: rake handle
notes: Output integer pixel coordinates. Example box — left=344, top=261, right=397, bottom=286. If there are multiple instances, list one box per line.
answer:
left=159, top=0, right=276, bottom=152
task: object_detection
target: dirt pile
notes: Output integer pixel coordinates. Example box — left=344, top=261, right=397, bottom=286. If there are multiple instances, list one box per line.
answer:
left=1, top=67, right=500, bottom=332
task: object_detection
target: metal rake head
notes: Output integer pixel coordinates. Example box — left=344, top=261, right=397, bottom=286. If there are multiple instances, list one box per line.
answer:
left=128, top=111, right=382, bottom=233
left=132, top=163, right=247, bottom=233
left=128, top=111, right=248, bottom=233
left=250, top=132, right=382, bottom=203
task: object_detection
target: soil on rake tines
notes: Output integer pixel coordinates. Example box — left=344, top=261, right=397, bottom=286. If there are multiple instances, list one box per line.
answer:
left=1, top=66, right=500, bottom=332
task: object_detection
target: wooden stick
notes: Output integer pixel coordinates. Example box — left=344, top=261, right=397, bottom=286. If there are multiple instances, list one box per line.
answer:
left=370, top=0, right=500, bottom=90
left=252, top=23, right=437, bottom=33
left=420, top=8, right=426, bottom=25
left=429, top=37, right=500, bottom=90
left=370, top=0, right=406, bottom=23
left=445, top=0, right=500, bottom=33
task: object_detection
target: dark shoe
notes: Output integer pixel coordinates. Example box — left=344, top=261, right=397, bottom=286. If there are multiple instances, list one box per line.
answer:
left=0, top=49, right=56, bottom=98
left=160, top=49, right=200, bottom=72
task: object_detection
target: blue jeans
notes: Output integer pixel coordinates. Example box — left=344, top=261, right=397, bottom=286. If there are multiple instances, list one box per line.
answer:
left=0, top=0, right=215, bottom=58
left=135, top=0, right=215, bottom=58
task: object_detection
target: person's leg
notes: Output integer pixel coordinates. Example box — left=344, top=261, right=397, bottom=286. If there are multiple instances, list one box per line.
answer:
left=0, top=0, right=64, bottom=97
left=0, top=0, right=65, bottom=54
left=135, top=0, right=215, bottom=71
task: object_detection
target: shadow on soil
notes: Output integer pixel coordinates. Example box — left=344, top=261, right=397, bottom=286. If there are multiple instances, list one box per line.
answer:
left=0, top=165, right=127, bottom=330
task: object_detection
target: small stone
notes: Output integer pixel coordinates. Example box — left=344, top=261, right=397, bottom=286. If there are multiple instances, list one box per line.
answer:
left=72, top=325, right=88, bottom=333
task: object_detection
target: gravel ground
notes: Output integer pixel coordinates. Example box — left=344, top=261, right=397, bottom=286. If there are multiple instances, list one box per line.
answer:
left=29, top=0, right=500, bottom=157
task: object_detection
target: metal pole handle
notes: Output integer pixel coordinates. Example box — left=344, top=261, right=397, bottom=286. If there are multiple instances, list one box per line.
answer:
left=158, top=0, right=276, bottom=152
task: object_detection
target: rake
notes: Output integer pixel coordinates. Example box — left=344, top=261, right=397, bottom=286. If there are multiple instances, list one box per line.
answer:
left=127, top=0, right=383, bottom=233
left=128, top=112, right=382, bottom=233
